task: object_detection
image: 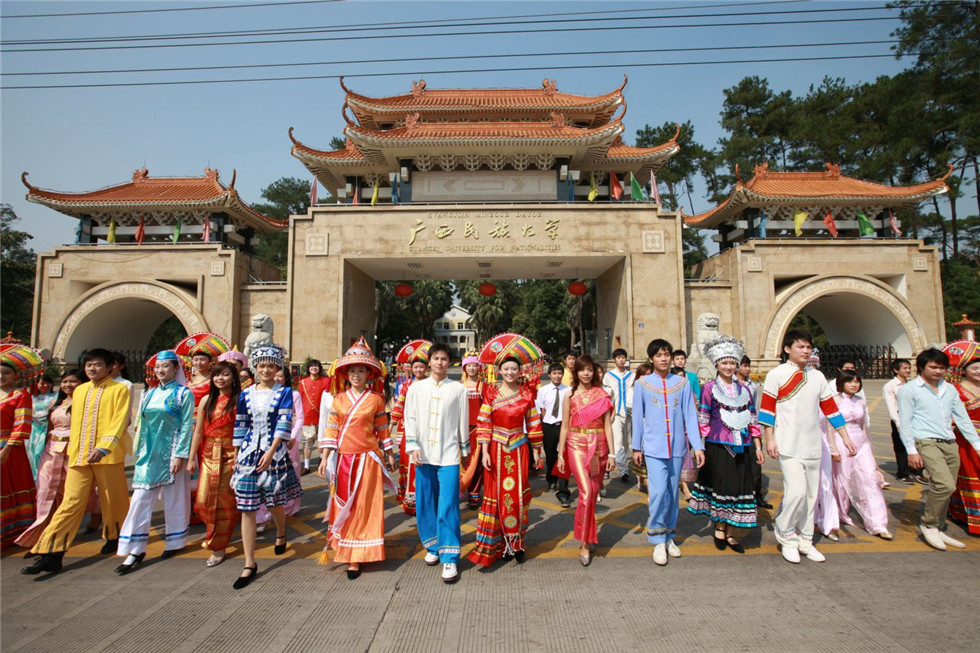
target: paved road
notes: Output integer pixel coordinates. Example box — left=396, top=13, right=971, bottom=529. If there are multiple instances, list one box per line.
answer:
left=3, top=380, right=977, bottom=652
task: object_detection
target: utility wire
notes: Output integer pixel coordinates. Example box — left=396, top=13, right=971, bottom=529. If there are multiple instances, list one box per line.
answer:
left=4, top=3, right=878, bottom=46
left=1, top=52, right=911, bottom=91
left=1, top=0, right=345, bottom=20
left=2, top=14, right=901, bottom=54
left=1, top=40, right=899, bottom=78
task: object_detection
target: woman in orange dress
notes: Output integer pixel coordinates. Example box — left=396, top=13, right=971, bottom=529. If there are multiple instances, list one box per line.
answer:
left=468, top=356, right=544, bottom=567
left=187, top=361, right=241, bottom=567
left=557, top=355, right=615, bottom=566
left=319, top=337, right=396, bottom=579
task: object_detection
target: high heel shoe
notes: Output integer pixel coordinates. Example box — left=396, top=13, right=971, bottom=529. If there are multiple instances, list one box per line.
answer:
left=114, top=552, right=145, bottom=575
left=274, top=533, right=287, bottom=556
left=233, top=565, right=259, bottom=590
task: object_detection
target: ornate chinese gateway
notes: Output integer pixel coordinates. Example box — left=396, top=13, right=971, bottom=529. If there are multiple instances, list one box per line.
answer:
left=26, top=78, right=949, bottom=372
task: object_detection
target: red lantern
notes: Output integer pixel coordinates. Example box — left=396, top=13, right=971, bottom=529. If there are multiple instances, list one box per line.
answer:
left=568, top=281, right=588, bottom=296
left=394, top=283, right=413, bottom=297
left=478, top=282, right=497, bottom=297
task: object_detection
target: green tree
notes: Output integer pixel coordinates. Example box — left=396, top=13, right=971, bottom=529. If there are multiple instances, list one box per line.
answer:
left=941, top=257, right=980, bottom=339
left=405, top=280, right=454, bottom=340
left=456, top=280, right=518, bottom=342
left=1, top=204, right=36, bottom=339
left=251, top=176, right=338, bottom=276
left=509, top=280, right=568, bottom=355
left=375, top=281, right=418, bottom=350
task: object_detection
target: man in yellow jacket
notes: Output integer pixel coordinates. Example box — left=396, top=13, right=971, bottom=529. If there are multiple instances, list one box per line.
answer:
left=23, top=348, right=131, bottom=574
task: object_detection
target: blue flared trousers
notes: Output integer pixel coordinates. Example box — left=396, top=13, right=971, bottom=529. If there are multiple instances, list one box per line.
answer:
left=415, top=463, right=461, bottom=564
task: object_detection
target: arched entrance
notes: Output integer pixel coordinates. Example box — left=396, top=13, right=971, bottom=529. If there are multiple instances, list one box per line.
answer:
left=52, top=281, right=208, bottom=363
left=761, top=275, right=928, bottom=361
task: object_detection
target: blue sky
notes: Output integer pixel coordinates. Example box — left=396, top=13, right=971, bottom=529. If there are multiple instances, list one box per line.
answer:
left=1, top=0, right=913, bottom=254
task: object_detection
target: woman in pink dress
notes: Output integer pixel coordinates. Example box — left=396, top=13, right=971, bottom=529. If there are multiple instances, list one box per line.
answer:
left=826, top=370, right=893, bottom=540
left=557, top=355, right=615, bottom=566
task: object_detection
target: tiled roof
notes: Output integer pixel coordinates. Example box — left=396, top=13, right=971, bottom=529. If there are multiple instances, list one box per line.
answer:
left=684, top=163, right=951, bottom=227
left=345, top=118, right=624, bottom=143
left=23, top=168, right=286, bottom=231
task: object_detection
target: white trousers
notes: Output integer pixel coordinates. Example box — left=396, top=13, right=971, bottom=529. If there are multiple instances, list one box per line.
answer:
left=611, top=413, right=632, bottom=474
left=774, top=455, right=820, bottom=552
left=117, top=469, right=190, bottom=556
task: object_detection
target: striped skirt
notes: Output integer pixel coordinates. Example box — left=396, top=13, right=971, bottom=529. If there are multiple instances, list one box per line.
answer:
left=195, top=436, right=240, bottom=550
left=1, top=445, right=36, bottom=550
left=688, top=441, right=758, bottom=529
left=949, top=431, right=980, bottom=535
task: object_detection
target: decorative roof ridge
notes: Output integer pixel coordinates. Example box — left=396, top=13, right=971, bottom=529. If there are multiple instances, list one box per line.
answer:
left=345, top=116, right=624, bottom=137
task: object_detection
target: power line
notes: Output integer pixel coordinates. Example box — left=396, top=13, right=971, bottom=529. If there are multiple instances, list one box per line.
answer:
left=1, top=40, right=899, bottom=78
left=4, top=3, right=876, bottom=47
left=1, top=0, right=345, bottom=20
left=2, top=14, right=900, bottom=54
left=0, top=52, right=911, bottom=91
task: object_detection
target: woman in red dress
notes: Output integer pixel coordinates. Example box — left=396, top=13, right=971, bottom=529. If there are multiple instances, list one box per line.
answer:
left=468, top=356, right=544, bottom=567
left=1, top=344, right=41, bottom=550
left=557, top=355, right=615, bottom=566
left=459, top=353, right=487, bottom=510
left=945, top=341, right=980, bottom=535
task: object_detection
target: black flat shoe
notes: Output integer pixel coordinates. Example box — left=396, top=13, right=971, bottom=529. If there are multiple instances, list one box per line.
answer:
left=713, top=530, right=727, bottom=551
left=514, top=550, right=526, bottom=564
left=346, top=566, right=361, bottom=580
left=757, top=499, right=774, bottom=510
left=100, top=539, right=118, bottom=555
left=160, top=548, right=182, bottom=560
left=274, top=533, right=287, bottom=556
left=21, top=553, right=63, bottom=575
left=115, top=553, right=146, bottom=575
left=726, top=537, right=745, bottom=554
left=233, top=565, right=258, bottom=590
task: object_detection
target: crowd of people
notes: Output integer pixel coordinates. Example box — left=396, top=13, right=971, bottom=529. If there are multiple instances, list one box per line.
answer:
left=1, top=327, right=978, bottom=589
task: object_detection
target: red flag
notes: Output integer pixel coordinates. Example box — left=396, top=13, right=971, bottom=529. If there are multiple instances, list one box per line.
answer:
left=823, top=210, right=838, bottom=238
left=609, top=170, right=623, bottom=200
left=649, top=171, right=662, bottom=204
left=309, top=177, right=318, bottom=205
left=135, top=216, right=145, bottom=245
left=202, top=217, right=212, bottom=242
left=351, top=178, right=360, bottom=205
left=888, top=209, right=903, bottom=236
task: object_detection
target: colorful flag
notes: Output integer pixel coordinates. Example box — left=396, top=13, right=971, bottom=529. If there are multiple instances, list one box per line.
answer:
left=135, top=216, right=145, bottom=245
left=587, top=172, right=598, bottom=202
left=203, top=217, right=212, bottom=242
left=758, top=211, right=768, bottom=238
left=888, top=209, right=903, bottom=236
left=351, top=178, right=360, bottom=205
left=630, top=172, right=647, bottom=202
left=794, top=210, right=807, bottom=236
left=609, top=170, right=623, bottom=201
left=309, top=177, right=318, bottom=205
left=173, top=217, right=182, bottom=244
left=370, top=178, right=380, bottom=206
left=107, top=218, right=116, bottom=244
left=823, top=210, right=838, bottom=238
left=857, top=211, right=875, bottom=236
left=391, top=174, right=400, bottom=204
left=648, top=171, right=662, bottom=204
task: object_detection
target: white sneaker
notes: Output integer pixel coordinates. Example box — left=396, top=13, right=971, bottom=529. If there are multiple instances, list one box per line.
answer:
left=441, top=563, right=459, bottom=583
left=424, top=552, right=439, bottom=566
left=652, top=543, right=668, bottom=566
left=939, top=531, right=967, bottom=549
left=920, top=525, right=947, bottom=551
left=666, top=540, right=682, bottom=558
left=780, top=546, right=801, bottom=564
left=804, top=546, right=826, bottom=562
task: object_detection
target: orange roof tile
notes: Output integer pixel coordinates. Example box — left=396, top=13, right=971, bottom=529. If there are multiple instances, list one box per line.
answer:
left=684, top=163, right=950, bottom=227
left=345, top=118, right=624, bottom=143
left=23, top=168, right=285, bottom=231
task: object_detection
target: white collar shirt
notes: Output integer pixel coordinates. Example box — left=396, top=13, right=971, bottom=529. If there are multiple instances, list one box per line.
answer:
left=536, top=383, right=569, bottom=425
left=403, top=376, right=469, bottom=466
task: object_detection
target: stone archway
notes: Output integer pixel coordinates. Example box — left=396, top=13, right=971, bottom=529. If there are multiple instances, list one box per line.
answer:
left=52, top=280, right=208, bottom=362
left=761, top=275, right=928, bottom=359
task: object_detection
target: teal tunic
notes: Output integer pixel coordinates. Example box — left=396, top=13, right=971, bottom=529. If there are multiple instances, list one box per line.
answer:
left=133, top=381, right=194, bottom=490
left=29, top=393, right=58, bottom=476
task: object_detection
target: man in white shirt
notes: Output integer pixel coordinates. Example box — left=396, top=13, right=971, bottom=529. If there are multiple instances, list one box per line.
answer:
left=404, top=343, right=469, bottom=583
left=536, top=363, right=570, bottom=507
left=602, top=348, right=634, bottom=484
left=882, top=358, right=920, bottom=484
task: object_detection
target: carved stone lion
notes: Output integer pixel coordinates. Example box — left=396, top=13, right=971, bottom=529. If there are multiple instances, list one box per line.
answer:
left=243, top=314, right=274, bottom=360
left=689, top=312, right=721, bottom=381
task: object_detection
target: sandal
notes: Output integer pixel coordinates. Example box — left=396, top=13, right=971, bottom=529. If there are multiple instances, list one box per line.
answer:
left=233, top=565, right=258, bottom=590
left=726, top=536, right=745, bottom=554
left=274, top=533, right=287, bottom=556
left=206, top=551, right=226, bottom=567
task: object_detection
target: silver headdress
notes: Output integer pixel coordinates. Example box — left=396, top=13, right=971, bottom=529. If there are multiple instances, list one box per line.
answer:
left=703, top=334, right=745, bottom=366
left=249, top=343, right=286, bottom=369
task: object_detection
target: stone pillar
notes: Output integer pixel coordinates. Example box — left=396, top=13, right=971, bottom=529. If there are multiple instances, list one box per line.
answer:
left=596, top=258, right=630, bottom=361
left=340, top=261, right=376, bottom=352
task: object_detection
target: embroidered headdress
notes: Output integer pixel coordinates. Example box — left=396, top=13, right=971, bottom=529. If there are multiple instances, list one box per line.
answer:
left=943, top=340, right=979, bottom=384
left=175, top=331, right=230, bottom=359
left=396, top=339, right=432, bottom=366
left=332, top=336, right=384, bottom=381
left=147, top=350, right=188, bottom=386
left=0, top=343, right=45, bottom=382
left=461, top=348, right=483, bottom=369
left=250, top=343, right=286, bottom=369
left=702, top=334, right=745, bottom=366
left=478, top=332, right=545, bottom=387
